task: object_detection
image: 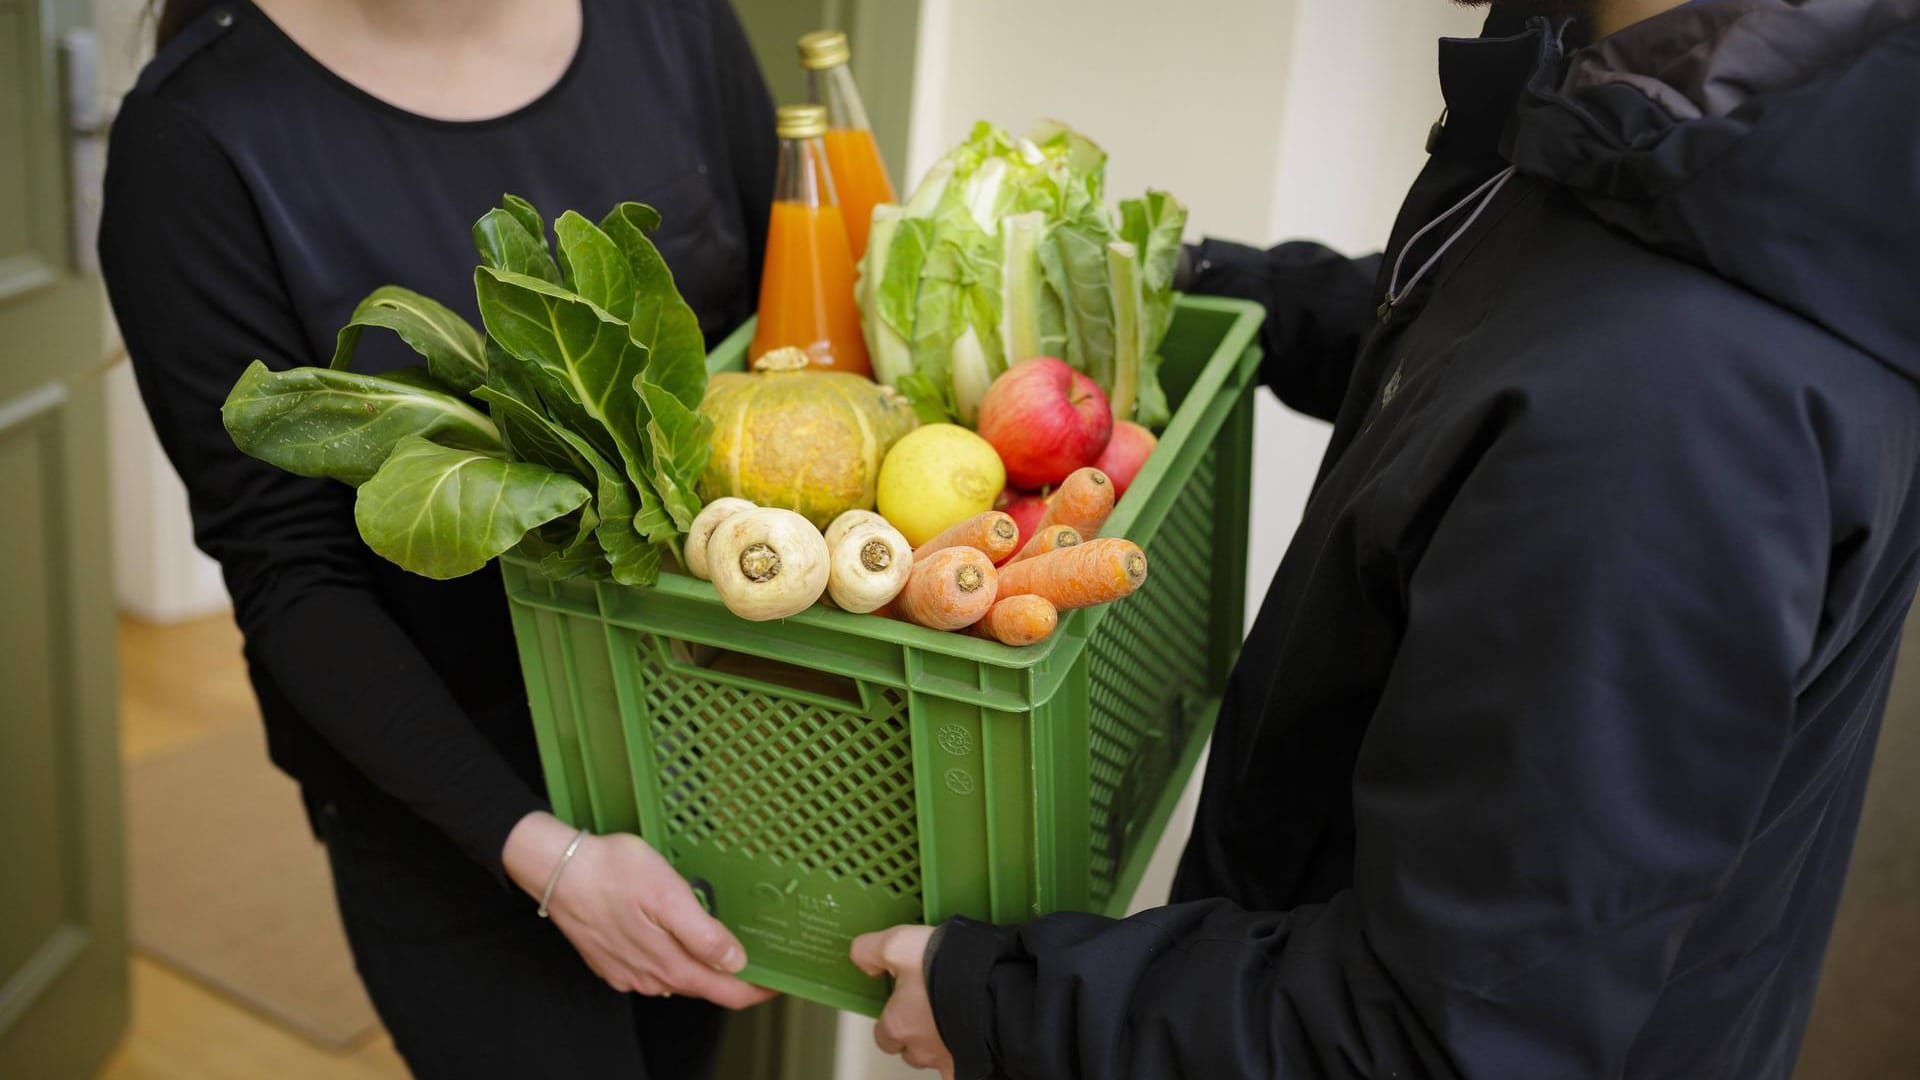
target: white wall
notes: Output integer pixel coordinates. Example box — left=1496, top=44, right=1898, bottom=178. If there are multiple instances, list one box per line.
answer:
left=843, top=1, right=1481, bottom=1077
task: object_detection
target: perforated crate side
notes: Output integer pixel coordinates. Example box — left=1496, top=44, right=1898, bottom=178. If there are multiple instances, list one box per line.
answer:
left=607, top=630, right=928, bottom=1014
left=1086, top=444, right=1220, bottom=908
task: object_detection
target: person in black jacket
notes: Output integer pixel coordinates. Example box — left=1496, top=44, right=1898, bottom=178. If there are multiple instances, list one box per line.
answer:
left=853, top=1, right=1920, bottom=1077
left=100, top=1, right=777, bottom=1076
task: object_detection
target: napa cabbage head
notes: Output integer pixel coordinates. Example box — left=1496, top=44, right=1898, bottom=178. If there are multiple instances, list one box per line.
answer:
left=858, top=121, right=1186, bottom=428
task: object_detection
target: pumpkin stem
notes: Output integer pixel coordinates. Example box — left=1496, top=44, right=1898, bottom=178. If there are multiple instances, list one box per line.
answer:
left=753, top=347, right=812, bottom=374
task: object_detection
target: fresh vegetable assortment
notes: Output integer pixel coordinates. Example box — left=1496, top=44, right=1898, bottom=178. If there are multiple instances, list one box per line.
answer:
left=223, top=195, right=712, bottom=586
left=224, top=119, right=1177, bottom=649
left=858, top=121, right=1187, bottom=427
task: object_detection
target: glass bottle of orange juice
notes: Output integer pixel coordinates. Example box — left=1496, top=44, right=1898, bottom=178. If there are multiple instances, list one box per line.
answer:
left=798, top=30, right=896, bottom=262
left=748, top=104, right=871, bottom=376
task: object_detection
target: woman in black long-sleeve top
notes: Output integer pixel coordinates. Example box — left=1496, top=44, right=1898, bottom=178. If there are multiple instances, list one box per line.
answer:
left=100, top=2, right=777, bottom=1075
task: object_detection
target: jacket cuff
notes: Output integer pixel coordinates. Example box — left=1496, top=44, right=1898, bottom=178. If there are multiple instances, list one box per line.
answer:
left=1187, top=237, right=1269, bottom=297
left=926, top=916, right=1009, bottom=1080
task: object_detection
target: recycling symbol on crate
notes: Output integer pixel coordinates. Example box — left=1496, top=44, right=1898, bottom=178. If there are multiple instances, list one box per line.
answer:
left=937, top=724, right=973, bottom=756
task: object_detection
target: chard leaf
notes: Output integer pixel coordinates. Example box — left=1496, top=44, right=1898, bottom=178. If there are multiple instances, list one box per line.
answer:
left=501, top=195, right=548, bottom=253
left=353, top=436, right=589, bottom=580
left=550, top=422, right=667, bottom=586
left=637, top=380, right=711, bottom=533
left=474, top=208, right=563, bottom=284
left=473, top=381, right=591, bottom=482
left=474, top=267, right=651, bottom=484
left=527, top=502, right=608, bottom=580
left=601, top=202, right=708, bottom=410
left=477, top=337, right=617, bottom=476
left=329, top=286, right=488, bottom=393
left=594, top=478, right=664, bottom=584
left=554, top=211, right=635, bottom=323
left=222, top=360, right=501, bottom=486
left=477, top=331, right=669, bottom=577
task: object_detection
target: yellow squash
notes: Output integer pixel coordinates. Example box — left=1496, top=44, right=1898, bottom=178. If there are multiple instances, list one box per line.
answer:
left=699, top=348, right=920, bottom=529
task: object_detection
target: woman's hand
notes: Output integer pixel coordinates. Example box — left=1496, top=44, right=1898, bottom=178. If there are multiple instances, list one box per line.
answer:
left=503, top=811, right=777, bottom=1009
left=851, top=925, right=953, bottom=1078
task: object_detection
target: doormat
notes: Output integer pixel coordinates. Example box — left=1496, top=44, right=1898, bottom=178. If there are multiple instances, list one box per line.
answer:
left=125, top=724, right=379, bottom=1050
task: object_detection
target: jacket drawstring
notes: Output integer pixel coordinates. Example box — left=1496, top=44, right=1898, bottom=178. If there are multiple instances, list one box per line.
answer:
left=1380, top=165, right=1518, bottom=319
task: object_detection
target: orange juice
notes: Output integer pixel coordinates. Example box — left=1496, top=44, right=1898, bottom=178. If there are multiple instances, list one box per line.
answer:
left=823, top=127, right=895, bottom=260
left=799, top=31, right=897, bottom=262
left=749, top=199, right=870, bottom=375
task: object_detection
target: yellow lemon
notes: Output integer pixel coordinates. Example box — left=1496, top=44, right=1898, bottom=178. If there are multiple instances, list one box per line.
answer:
left=876, top=424, right=1006, bottom=547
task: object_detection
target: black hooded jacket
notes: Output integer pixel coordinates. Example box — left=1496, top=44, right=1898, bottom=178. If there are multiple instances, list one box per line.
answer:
left=925, top=3, right=1920, bottom=1077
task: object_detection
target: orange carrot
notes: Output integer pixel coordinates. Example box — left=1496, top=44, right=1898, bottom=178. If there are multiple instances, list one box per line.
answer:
left=1012, top=468, right=1113, bottom=560
left=1004, top=524, right=1081, bottom=566
left=994, top=537, right=1146, bottom=612
left=914, top=511, right=1020, bottom=564
left=967, top=595, right=1059, bottom=647
left=879, top=546, right=997, bottom=630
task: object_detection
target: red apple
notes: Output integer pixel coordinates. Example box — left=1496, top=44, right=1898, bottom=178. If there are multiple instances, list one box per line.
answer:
left=977, top=357, right=1114, bottom=490
left=995, top=488, right=1050, bottom=549
left=1093, top=421, right=1158, bottom=498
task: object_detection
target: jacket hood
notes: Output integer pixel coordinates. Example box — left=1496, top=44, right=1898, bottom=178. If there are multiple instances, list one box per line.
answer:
left=1505, top=0, right=1920, bottom=381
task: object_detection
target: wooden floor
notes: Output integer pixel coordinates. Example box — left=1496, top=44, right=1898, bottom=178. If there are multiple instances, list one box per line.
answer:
left=96, top=614, right=410, bottom=1080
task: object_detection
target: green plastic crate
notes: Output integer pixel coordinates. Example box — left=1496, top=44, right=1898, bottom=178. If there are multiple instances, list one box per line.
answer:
left=502, top=295, right=1264, bottom=1015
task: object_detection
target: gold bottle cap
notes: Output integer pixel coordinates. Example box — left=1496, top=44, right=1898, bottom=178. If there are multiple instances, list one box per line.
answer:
left=775, top=104, right=828, bottom=139
left=797, top=30, right=851, bottom=70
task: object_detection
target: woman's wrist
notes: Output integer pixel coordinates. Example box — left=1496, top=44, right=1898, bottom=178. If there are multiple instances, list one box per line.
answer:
left=501, top=810, right=582, bottom=899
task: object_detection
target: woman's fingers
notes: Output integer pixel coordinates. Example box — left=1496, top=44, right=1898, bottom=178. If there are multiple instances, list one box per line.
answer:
left=626, top=907, right=774, bottom=1009
left=648, top=878, right=748, bottom=973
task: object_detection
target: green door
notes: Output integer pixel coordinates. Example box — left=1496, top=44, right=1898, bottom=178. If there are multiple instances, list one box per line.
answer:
left=0, top=0, right=129, bottom=1076
left=714, top=3, right=923, bottom=1075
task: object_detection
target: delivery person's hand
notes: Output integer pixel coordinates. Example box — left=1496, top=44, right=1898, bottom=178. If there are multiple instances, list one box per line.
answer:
left=503, top=810, right=778, bottom=1009
left=852, top=924, right=953, bottom=1078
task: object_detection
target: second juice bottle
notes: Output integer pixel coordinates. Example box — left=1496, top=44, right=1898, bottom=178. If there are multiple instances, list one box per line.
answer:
left=799, top=30, right=895, bottom=262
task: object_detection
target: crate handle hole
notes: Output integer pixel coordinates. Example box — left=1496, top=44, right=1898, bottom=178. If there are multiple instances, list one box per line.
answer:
left=660, top=637, right=865, bottom=708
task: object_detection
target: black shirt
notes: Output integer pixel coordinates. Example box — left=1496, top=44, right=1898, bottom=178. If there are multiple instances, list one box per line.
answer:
left=99, top=0, right=775, bottom=870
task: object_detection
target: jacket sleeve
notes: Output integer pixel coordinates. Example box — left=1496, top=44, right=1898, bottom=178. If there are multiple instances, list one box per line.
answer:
left=100, top=92, right=545, bottom=874
left=1185, top=239, right=1383, bottom=423
left=926, top=340, right=1826, bottom=1078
